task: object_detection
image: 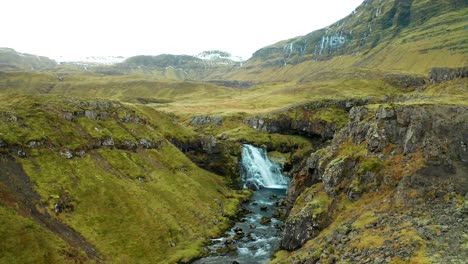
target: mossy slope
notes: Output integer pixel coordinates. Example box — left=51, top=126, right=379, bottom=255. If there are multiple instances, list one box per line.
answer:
left=0, top=94, right=241, bottom=263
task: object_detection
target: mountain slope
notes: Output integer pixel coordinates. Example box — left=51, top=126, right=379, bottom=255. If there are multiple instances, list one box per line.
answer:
left=0, top=94, right=244, bottom=263
left=0, top=48, right=56, bottom=71
left=227, top=0, right=468, bottom=82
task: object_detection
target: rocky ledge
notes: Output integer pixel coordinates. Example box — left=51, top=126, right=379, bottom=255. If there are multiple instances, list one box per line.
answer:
left=276, top=103, right=468, bottom=263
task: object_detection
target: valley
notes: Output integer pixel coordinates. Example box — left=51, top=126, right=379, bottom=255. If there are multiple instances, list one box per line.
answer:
left=0, top=0, right=467, bottom=263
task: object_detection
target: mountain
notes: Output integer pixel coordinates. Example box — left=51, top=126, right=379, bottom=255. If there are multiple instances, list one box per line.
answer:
left=196, top=50, right=244, bottom=63
left=115, top=51, right=243, bottom=81
left=54, top=55, right=127, bottom=65
left=0, top=48, right=56, bottom=71
left=0, top=0, right=467, bottom=263
left=227, top=0, right=467, bottom=82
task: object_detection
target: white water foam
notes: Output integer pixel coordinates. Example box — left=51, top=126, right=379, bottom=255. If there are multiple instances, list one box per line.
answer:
left=241, top=144, right=289, bottom=190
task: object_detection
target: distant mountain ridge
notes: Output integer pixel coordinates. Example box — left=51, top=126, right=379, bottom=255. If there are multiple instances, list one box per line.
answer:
left=249, top=0, right=467, bottom=65
left=116, top=51, right=243, bottom=80
left=1, top=0, right=466, bottom=83
left=0, top=48, right=56, bottom=70
left=228, top=0, right=467, bottom=81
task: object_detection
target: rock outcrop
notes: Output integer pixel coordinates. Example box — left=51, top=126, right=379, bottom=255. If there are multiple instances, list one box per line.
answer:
left=246, top=99, right=369, bottom=140
left=280, top=103, right=468, bottom=258
left=190, top=115, right=224, bottom=127
left=429, top=67, right=468, bottom=83
left=170, top=136, right=241, bottom=179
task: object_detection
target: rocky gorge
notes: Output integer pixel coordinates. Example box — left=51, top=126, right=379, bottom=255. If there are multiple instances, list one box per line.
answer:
left=0, top=0, right=466, bottom=262
left=271, top=102, right=468, bottom=263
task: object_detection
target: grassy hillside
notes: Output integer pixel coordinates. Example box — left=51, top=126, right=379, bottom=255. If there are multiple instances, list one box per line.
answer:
left=226, top=0, right=467, bottom=82
left=0, top=94, right=245, bottom=263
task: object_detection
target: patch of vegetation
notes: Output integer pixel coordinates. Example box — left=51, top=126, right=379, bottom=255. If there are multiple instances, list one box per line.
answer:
left=358, top=157, right=384, bottom=176
left=0, top=204, right=86, bottom=264
left=0, top=94, right=245, bottom=263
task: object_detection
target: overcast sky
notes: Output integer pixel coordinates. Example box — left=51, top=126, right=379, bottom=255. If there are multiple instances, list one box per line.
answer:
left=1, top=0, right=364, bottom=60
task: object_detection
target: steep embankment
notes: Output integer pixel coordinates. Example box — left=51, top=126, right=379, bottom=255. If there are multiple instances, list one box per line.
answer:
left=271, top=102, right=468, bottom=263
left=227, top=0, right=468, bottom=82
left=0, top=94, right=246, bottom=263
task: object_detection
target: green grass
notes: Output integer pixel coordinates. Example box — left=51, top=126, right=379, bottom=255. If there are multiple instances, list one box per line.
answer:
left=0, top=94, right=245, bottom=263
left=0, top=204, right=87, bottom=264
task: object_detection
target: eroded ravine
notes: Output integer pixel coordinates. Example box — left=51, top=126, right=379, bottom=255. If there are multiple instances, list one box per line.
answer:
left=194, top=144, right=289, bottom=264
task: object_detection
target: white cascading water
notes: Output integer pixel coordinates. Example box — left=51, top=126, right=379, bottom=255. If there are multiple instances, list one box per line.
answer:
left=240, top=144, right=289, bottom=190
left=194, top=144, right=289, bottom=264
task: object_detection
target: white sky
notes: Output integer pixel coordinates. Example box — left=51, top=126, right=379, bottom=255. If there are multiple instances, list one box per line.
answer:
left=1, top=0, right=364, bottom=60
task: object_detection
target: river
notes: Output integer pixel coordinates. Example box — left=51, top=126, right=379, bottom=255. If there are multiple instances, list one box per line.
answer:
left=193, top=144, right=289, bottom=264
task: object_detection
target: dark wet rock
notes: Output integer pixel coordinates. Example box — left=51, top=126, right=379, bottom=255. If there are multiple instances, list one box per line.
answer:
left=260, top=205, right=268, bottom=211
left=225, top=236, right=234, bottom=245
left=246, top=181, right=259, bottom=191
left=272, top=210, right=281, bottom=218
left=260, top=216, right=271, bottom=225
left=227, top=245, right=238, bottom=251
left=234, top=231, right=244, bottom=240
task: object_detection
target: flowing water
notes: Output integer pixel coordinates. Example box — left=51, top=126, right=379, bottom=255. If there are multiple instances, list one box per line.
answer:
left=193, top=144, right=289, bottom=264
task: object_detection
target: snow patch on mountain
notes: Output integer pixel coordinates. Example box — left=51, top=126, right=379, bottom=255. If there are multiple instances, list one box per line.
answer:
left=196, top=50, right=244, bottom=62
left=53, top=55, right=127, bottom=65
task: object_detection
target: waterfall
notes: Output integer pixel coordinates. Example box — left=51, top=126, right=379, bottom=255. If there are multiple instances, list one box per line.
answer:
left=240, top=144, right=289, bottom=190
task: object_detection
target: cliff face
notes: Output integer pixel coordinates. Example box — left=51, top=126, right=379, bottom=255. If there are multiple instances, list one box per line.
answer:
left=250, top=0, right=466, bottom=65
left=228, top=0, right=467, bottom=82
left=274, top=103, right=468, bottom=263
